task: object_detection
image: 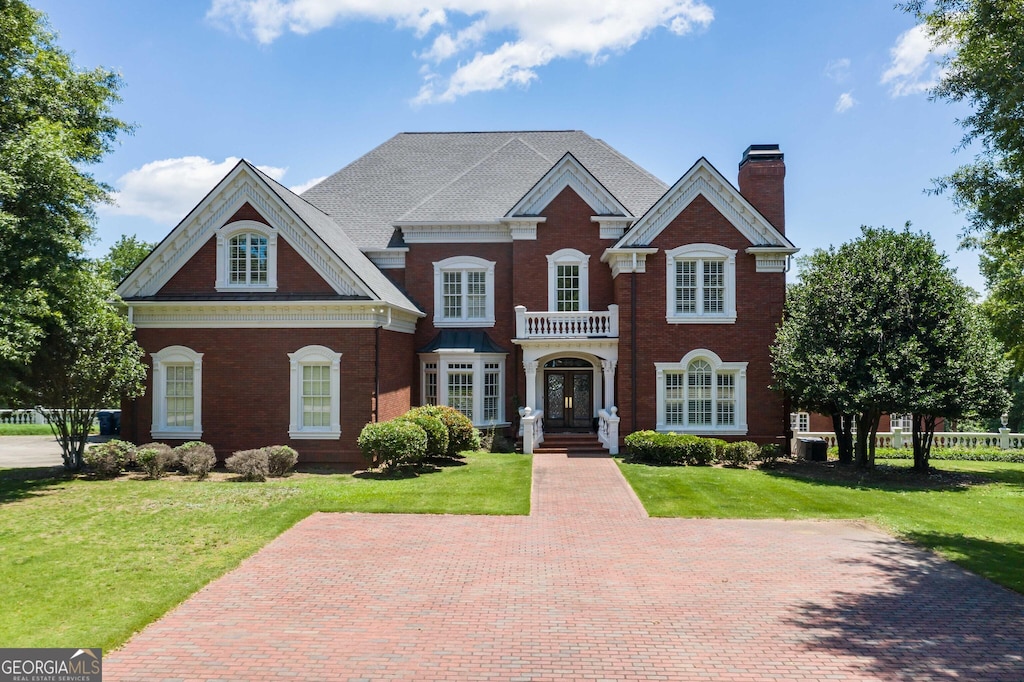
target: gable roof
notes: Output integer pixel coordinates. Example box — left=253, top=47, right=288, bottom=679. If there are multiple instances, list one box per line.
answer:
left=613, top=157, right=796, bottom=250
left=506, top=152, right=631, bottom=218
left=117, top=161, right=420, bottom=315
left=301, top=131, right=667, bottom=249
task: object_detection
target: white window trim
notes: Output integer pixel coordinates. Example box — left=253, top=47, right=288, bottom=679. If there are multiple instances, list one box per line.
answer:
left=151, top=345, right=203, bottom=440
left=288, top=345, right=342, bottom=440
left=216, top=220, right=278, bottom=292
left=420, top=352, right=507, bottom=427
left=546, top=248, right=590, bottom=311
left=790, top=412, right=810, bottom=433
left=665, top=243, right=737, bottom=324
left=655, top=349, right=747, bottom=435
left=432, top=256, right=496, bottom=328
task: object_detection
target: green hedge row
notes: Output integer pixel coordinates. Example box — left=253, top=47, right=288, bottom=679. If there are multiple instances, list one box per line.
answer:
left=861, top=446, right=1024, bottom=463
left=358, top=405, right=481, bottom=472
left=625, top=430, right=779, bottom=467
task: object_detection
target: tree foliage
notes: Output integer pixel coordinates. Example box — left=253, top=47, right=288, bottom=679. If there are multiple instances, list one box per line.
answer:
left=772, top=226, right=1009, bottom=471
left=14, top=270, right=147, bottom=470
left=96, top=234, right=155, bottom=286
left=0, top=0, right=130, bottom=370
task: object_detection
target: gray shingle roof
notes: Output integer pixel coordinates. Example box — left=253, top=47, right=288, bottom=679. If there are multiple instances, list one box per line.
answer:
left=301, top=131, right=668, bottom=249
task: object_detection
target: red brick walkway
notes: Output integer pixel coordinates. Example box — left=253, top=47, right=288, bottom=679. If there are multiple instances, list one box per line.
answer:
left=106, top=453, right=1024, bottom=681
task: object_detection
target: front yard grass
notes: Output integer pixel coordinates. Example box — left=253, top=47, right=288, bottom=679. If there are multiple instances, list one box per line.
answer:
left=0, top=452, right=530, bottom=650
left=618, top=458, right=1024, bottom=593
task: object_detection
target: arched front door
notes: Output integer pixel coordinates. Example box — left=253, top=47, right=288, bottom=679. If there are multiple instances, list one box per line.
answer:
left=543, top=358, right=593, bottom=432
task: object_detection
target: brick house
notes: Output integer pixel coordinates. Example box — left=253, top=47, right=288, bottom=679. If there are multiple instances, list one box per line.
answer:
left=117, top=131, right=798, bottom=464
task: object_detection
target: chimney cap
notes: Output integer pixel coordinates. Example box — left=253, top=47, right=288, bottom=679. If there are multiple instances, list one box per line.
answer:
left=740, top=144, right=784, bottom=168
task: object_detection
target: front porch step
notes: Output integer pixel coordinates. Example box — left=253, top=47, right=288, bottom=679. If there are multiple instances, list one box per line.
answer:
left=525, top=433, right=607, bottom=455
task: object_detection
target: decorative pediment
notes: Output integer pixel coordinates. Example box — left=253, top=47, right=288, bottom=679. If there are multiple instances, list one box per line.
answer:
left=117, top=162, right=372, bottom=300
left=614, top=158, right=796, bottom=250
left=507, top=153, right=632, bottom=218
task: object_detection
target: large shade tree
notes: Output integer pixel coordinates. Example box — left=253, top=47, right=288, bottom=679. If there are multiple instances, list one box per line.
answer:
left=772, top=226, right=1009, bottom=470
left=0, top=0, right=130, bottom=383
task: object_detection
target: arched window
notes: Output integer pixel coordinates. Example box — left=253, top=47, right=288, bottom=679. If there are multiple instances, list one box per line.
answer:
left=288, top=345, right=342, bottom=439
left=656, top=350, right=747, bottom=434
left=216, top=221, right=278, bottom=291
left=151, top=346, right=203, bottom=440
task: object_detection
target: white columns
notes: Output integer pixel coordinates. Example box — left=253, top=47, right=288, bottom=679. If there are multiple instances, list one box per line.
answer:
left=523, top=360, right=539, bottom=411
left=601, top=358, right=616, bottom=410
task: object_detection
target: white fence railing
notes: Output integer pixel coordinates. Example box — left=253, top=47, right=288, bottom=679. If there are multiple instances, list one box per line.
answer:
left=796, top=427, right=1024, bottom=451
left=518, top=407, right=545, bottom=454
left=598, top=407, right=620, bottom=455
left=1, top=408, right=117, bottom=428
left=514, top=305, right=619, bottom=339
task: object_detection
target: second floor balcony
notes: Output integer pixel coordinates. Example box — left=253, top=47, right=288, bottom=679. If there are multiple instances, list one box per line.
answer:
left=514, top=305, right=619, bottom=339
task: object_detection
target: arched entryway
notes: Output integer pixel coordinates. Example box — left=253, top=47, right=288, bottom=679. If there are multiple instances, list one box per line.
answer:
left=543, top=357, right=595, bottom=432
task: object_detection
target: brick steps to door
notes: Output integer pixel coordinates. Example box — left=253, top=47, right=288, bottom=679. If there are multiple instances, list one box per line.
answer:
left=524, top=433, right=607, bottom=456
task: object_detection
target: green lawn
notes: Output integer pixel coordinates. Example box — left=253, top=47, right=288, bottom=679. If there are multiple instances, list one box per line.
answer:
left=0, top=452, right=531, bottom=650
left=618, top=458, right=1024, bottom=593
left=0, top=423, right=99, bottom=436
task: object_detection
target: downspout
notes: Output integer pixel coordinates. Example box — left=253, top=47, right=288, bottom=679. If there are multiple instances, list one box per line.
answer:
left=374, top=311, right=381, bottom=423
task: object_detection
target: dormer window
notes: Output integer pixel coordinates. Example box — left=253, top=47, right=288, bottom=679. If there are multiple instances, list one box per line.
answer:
left=216, top=221, right=278, bottom=291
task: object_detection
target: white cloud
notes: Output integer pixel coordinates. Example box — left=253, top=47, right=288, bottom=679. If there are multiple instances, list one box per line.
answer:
left=290, top=175, right=328, bottom=194
left=105, top=156, right=286, bottom=225
left=834, top=91, right=856, bottom=113
left=824, top=57, right=850, bottom=82
left=881, top=24, right=954, bottom=97
left=207, top=0, right=714, bottom=103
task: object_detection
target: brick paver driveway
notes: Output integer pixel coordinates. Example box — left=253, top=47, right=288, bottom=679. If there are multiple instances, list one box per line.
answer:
left=107, top=454, right=1024, bottom=681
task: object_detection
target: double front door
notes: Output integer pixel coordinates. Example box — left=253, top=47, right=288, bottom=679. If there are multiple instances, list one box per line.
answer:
left=544, top=370, right=593, bottom=431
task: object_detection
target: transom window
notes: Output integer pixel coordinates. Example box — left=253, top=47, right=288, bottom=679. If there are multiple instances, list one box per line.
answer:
left=288, top=345, right=342, bottom=439
left=229, top=233, right=268, bottom=285
left=547, top=249, right=590, bottom=312
left=420, top=353, right=506, bottom=426
left=665, top=244, right=737, bottom=323
left=433, top=256, right=496, bottom=327
left=151, top=345, right=203, bottom=440
left=216, top=221, right=278, bottom=291
left=656, top=350, right=747, bottom=434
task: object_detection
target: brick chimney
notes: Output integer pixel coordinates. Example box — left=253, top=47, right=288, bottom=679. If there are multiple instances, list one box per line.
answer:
left=738, top=144, right=785, bottom=233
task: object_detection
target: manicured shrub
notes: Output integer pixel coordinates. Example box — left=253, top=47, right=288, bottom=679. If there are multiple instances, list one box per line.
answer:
left=266, top=445, right=299, bottom=477
left=406, top=405, right=479, bottom=456
left=398, top=412, right=448, bottom=459
left=225, top=448, right=269, bottom=482
left=857, top=446, right=1024, bottom=463
left=706, top=438, right=727, bottom=463
left=684, top=437, right=716, bottom=466
left=83, top=439, right=135, bottom=478
left=357, top=420, right=427, bottom=472
left=759, top=443, right=783, bottom=467
left=722, top=441, right=760, bottom=467
left=136, top=442, right=177, bottom=479
left=175, top=441, right=217, bottom=480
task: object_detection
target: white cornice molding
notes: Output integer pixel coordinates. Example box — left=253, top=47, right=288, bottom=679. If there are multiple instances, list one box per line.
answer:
left=127, top=301, right=418, bottom=333
left=591, top=216, right=633, bottom=240
left=746, top=246, right=799, bottom=273
left=615, top=159, right=793, bottom=251
left=398, top=222, right=512, bottom=243
left=600, top=248, right=658, bottom=278
left=507, top=153, right=632, bottom=218
left=502, top=217, right=545, bottom=240
left=117, top=166, right=369, bottom=300
left=364, top=248, right=408, bottom=269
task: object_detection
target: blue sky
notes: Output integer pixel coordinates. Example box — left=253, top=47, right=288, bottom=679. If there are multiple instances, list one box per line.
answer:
left=34, top=0, right=983, bottom=291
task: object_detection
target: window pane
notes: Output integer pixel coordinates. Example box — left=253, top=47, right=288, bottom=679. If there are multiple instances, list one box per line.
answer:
left=424, top=363, right=438, bottom=406
left=302, top=364, right=331, bottom=428
left=676, top=260, right=697, bottom=314
left=443, top=272, right=463, bottom=318
left=229, top=235, right=247, bottom=284
left=466, top=271, right=487, bottom=318
left=703, top=260, right=724, bottom=313
left=165, top=365, right=194, bottom=427
left=665, top=372, right=685, bottom=425
left=249, top=235, right=268, bottom=284
left=484, top=363, right=500, bottom=422
left=716, top=372, right=735, bottom=426
left=687, top=360, right=712, bottom=425
left=556, top=264, right=580, bottom=312
left=447, top=365, right=474, bottom=420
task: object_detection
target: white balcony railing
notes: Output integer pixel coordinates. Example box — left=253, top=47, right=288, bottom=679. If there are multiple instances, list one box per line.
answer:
left=795, top=427, right=1024, bottom=451
left=514, top=305, right=618, bottom=339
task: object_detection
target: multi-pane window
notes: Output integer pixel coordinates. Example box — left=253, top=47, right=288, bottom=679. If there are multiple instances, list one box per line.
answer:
left=301, top=364, right=331, bottom=428
left=447, top=364, right=474, bottom=419
left=675, top=261, right=697, bottom=314
left=790, top=412, right=810, bottom=433
left=675, top=259, right=725, bottom=315
left=423, top=363, right=438, bottom=405
left=434, top=257, right=495, bottom=326
left=483, top=363, right=501, bottom=422
left=666, top=246, right=736, bottom=322
left=165, top=365, right=194, bottom=428
left=891, top=414, right=913, bottom=432
left=704, top=261, right=725, bottom=313
left=228, top=233, right=268, bottom=285
left=657, top=352, right=746, bottom=433
left=687, top=360, right=713, bottom=426
left=556, top=264, right=581, bottom=311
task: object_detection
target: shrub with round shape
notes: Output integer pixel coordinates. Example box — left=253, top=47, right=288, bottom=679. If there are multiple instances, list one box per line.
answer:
left=136, top=442, right=177, bottom=479
left=397, top=413, right=448, bottom=459
left=407, top=405, right=479, bottom=456
left=225, top=448, right=269, bottom=482
left=357, top=420, right=427, bottom=472
left=722, top=440, right=760, bottom=467
left=83, top=439, right=135, bottom=478
left=175, top=441, right=217, bottom=480
left=266, top=445, right=299, bottom=477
